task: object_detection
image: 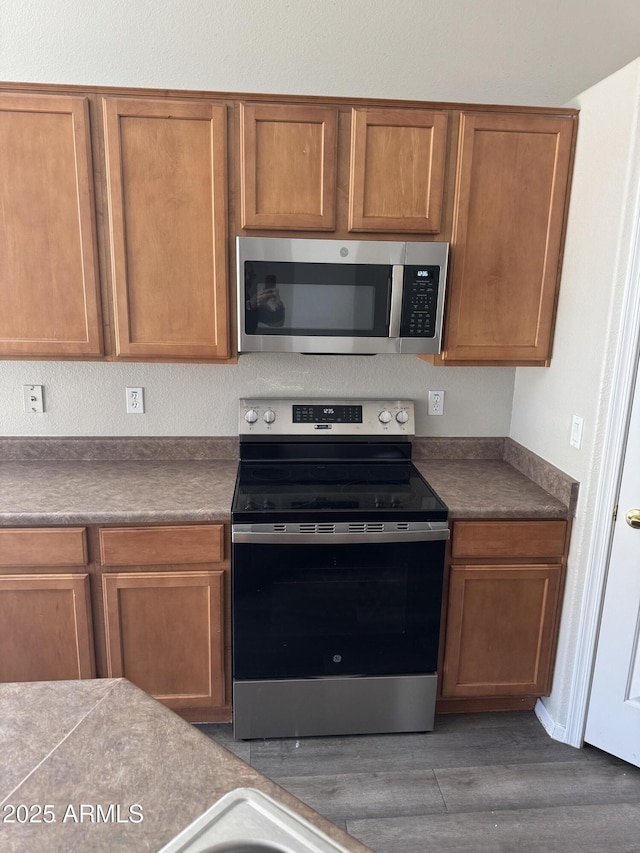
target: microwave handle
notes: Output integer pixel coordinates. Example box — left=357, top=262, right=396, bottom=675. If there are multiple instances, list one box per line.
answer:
left=389, top=266, right=404, bottom=337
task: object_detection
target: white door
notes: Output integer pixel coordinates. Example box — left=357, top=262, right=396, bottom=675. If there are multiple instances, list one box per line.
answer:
left=584, top=360, right=640, bottom=766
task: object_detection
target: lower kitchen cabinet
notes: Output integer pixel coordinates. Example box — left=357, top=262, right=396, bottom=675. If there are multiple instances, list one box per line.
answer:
left=0, top=527, right=95, bottom=683
left=102, top=570, right=224, bottom=710
left=442, top=563, right=561, bottom=696
left=98, top=524, right=228, bottom=716
left=440, top=520, right=568, bottom=706
left=0, top=574, right=95, bottom=682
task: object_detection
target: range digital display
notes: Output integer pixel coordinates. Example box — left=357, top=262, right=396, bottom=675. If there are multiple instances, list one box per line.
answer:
left=292, top=405, right=363, bottom=424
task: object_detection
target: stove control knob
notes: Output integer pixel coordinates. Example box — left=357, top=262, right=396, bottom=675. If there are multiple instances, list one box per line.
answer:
left=395, top=409, right=410, bottom=424
left=378, top=409, right=392, bottom=424
left=263, top=408, right=276, bottom=424
left=244, top=408, right=259, bottom=424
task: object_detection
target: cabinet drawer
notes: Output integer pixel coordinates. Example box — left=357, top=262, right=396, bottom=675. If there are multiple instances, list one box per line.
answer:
left=451, top=521, right=567, bottom=560
left=0, top=528, right=87, bottom=567
left=99, top=525, right=225, bottom=566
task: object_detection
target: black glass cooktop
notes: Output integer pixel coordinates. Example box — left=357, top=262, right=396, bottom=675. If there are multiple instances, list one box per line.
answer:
left=232, top=459, right=448, bottom=523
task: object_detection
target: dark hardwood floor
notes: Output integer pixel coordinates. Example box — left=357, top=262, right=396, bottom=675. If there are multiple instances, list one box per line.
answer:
left=197, top=711, right=640, bottom=853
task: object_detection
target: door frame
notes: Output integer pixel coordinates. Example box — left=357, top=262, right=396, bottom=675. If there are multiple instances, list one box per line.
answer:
left=562, top=183, right=640, bottom=747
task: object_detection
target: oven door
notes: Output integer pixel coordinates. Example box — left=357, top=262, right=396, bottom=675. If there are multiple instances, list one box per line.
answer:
left=232, top=535, right=445, bottom=681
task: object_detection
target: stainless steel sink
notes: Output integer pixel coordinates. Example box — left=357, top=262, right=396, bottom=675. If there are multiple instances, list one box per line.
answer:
left=158, top=787, right=352, bottom=853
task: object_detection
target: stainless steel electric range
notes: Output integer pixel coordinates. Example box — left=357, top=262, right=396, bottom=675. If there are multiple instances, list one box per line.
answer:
left=231, top=399, right=449, bottom=740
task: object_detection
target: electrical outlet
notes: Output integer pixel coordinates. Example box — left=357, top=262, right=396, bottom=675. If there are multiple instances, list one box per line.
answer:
left=428, top=390, right=445, bottom=416
left=126, top=387, right=145, bottom=414
left=570, top=414, right=583, bottom=448
left=23, top=385, right=44, bottom=413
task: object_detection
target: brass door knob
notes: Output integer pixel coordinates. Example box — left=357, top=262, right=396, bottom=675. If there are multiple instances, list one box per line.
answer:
left=625, top=509, right=640, bottom=529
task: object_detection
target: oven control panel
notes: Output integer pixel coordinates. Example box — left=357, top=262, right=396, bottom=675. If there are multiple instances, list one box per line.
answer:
left=239, top=399, right=415, bottom=435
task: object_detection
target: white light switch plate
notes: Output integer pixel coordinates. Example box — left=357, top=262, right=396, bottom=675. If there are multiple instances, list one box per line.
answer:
left=570, top=414, right=583, bottom=449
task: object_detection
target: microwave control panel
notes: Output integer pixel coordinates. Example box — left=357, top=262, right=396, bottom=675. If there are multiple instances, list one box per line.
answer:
left=400, top=266, right=441, bottom=338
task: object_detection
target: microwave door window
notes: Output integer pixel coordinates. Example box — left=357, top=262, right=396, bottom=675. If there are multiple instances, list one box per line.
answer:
left=244, top=262, right=391, bottom=336
left=287, top=283, right=375, bottom=331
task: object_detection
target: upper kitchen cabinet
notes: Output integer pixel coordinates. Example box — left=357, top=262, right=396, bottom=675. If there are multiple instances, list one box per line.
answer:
left=239, top=102, right=338, bottom=230
left=348, top=107, right=448, bottom=233
left=439, top=111, right=576, bottom=365
left=0, top=93, right=103, bottom=358
left=102, top=97, right=230, bottom=359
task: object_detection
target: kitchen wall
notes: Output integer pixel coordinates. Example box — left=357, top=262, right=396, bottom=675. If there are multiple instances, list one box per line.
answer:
left=2, top=0, right=639, bottom=106
left=510, top=59, right=640, bottom=731
left=0, top=358, right=514, bottom=437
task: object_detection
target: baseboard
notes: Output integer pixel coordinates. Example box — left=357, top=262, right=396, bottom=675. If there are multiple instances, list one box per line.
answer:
left=535, top=698, right=571, bottom=744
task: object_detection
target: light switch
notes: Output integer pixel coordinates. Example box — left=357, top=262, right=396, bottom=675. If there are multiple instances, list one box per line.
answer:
left=570, top=414, right=583, bottom=449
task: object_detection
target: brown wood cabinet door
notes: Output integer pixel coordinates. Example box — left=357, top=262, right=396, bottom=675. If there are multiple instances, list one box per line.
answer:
left=349, top=107, right=448, bottom=233
left=442, top=111, right=576, bottom=364
left=0, top=574, right=95, bottom=682
left=442, top=563, right=562, bottom=697
left=240, top=102, right=338, bottom=230
left=103, top=571, right=225, bottom=710
left=103, top=97, right=229, bottom=359
left=0, top=93, right=102, bottom=357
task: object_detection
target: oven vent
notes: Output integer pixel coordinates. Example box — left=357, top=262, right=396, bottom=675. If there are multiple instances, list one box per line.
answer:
left=396, top=522, right=411, bottom=531
left=299, top=523, right=336, bottom=534
left=348, top=522, right=386, bottom=533
left=273, top=523, right=288, bottom=533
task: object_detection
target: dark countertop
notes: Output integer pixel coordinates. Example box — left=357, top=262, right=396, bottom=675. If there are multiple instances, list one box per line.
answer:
left=415, top=459, right=571, bottom=519
left=0, top=460, right=571, bottom=526
left=0, top=436, right=576, bottom=525
left=0, top=460, right=238, bottom=525
left=0, top=678, right=372, bottom=853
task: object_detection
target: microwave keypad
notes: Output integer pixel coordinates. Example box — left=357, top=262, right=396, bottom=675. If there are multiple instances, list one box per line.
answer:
left=400, top=268, right=440, bottom=337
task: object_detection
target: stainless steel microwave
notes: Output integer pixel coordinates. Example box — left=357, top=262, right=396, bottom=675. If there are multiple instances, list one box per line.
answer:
left=236, top=236, right=448, bottom=355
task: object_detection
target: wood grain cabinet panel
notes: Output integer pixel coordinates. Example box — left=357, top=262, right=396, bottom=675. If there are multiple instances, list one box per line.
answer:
left=451, top=520, right=567, bottom=560
left=99, top=524, right=224, bottom=566
left=0, top=93, right=102, bottom=357
left=0, top=574, right=95, bottom=682
left=442, top=563, right=562, bottom=697
left=103, top=571, right=225, bottom=710
left=103, top=97, right=229, bottom=359
left=349, top=107, right=448, bottom=233
left=0, top=527, right=87, bottom=568
left=240, top=102, right=338, bottom=230
left=440, top=519, right=569, bottom=704
left=442, top=111, right=576, bottom=364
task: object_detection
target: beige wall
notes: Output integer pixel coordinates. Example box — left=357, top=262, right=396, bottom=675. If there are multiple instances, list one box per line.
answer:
left=510, top=59, right=640, bottom=729
left=1, top=0, right=639, bottom=106
left=0, top=357, right=515, bottom=437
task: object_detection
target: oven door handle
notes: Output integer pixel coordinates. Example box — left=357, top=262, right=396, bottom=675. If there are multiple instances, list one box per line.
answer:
left=232, top=528, right=450, bottom=544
